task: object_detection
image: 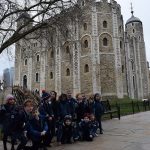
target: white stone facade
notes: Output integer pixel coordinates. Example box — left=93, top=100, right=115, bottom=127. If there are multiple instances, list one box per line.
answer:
left=14, top=0, right=149, bottom=99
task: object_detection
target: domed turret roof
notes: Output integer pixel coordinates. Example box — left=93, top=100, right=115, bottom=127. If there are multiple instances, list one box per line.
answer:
left=126, top=15, right=142, bottom=25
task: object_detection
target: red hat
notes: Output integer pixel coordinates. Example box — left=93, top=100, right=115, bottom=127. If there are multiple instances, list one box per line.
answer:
left=42, top=89, right=46, bottom=93
left=84, top=113, right=91, bottom=119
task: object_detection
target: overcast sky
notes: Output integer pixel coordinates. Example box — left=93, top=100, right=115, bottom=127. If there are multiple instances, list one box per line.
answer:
left=0, top=0, right=149, bottom=75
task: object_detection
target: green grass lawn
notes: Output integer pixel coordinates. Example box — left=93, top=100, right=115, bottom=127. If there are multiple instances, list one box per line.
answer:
left=103, top=97, right=150, bottom=119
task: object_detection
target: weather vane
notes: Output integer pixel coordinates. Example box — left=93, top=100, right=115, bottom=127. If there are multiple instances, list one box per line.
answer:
left=131, top=3, right=134, bottom=16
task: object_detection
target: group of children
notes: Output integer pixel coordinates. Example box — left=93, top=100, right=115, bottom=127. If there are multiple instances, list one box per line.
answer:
left=0, top=91, right=105, bottom=150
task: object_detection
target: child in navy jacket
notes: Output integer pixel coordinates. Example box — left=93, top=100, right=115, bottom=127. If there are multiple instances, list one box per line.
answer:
left=27, top=110, right=48, bottom=150
left=57, top=115, right=75, bottom=144
left=79, top=114, right=93, bottom=141
left=92, top=93, right=105, bottom=134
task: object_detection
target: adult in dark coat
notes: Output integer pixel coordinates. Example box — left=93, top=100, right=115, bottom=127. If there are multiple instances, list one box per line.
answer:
left=0, top=94, right=17, bottom=150
left=50, top=91, right=59, bottom=138
left=76, top=93, right=88, bottom=122
left=67, top=91, right=77, bottom=120
left=58, top=94, right=71, bottom=121
left=92, top=93, right=105, bottom=134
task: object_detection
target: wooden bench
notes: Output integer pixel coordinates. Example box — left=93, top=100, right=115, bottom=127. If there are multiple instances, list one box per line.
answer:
left=101, top=100, right=120, bottom=120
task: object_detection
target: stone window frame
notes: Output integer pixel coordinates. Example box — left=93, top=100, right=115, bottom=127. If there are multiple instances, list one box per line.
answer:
left=35, top=73, right=39, bottom=82
left=51, top=51, right=54, bottom=58
left=37, top=54, right=40, bottom=62
left=133, top=76, right=135, bottom=89
left=84, top=40, right=88, bottom=48
left=24, top=58, right=27, bottom=66
left=119, top=26, right=122, bottom=33
left=103, top=38, right=108, bottom=46
left=120, top=41, right=122, bottom=49
left=66, top=29, right=69, bottom=38
left=50, top=72, right=53, bottom=79
left=75, top=43, right=77, bottom=49
left=66, top=68, right=70, bottom=76
left=83, top=23, right=87, bottom=31
left=82, top=0, right=85, bottom=6
left=66, top=45, right=70, bottom=54
left=84, top=64, right=89, bottom=73
left=103, top=20, right=107, bottom=28
left=133, top=29, right=135, bottom=33
left=122, top=65, right=124, bottom=73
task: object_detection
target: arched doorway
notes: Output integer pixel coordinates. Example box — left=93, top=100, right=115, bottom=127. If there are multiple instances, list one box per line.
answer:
left=23, top=75, right=27, bottom=88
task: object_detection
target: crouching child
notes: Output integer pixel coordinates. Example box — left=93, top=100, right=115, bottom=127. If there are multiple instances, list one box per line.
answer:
left=27, top=109, right=48, bottom=150
left=57, top=115, right=76, bottom=144
left=79, top=114, right=93, bottom=141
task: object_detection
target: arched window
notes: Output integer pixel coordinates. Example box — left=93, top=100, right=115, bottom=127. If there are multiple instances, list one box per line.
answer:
left=51, top=36, right=53, bottom=43
left=84, top=23, right=87, bottom=30
left=119, top=26, right=122, bottom=33
left=37, top=55, right=40, bottom=62
left=36, top=73, right=39, bottom=82
left=25, top=59, right=27, bottom=65
left=50, top=72, right=53, bottom=79
left=82, top=1, right=85, bottom=6
left=122, top=65, right=124, bottom=73
left=103, top=21, right=107, bottom=28
left=66, top=46, right=70, bottom=53
left=84, top=64, right=89, bottom=73
left=103, top=38, right=108, bottom=46
left=51, top=51, right=54, bottom=58
left=133, top=29, right=135, bottom=33
left=84, top=40, right=88, bottom=48
left=66, top=30, right=69, bottom=37
left=66, top=68, right=70, bottom=76
left=75, top=43, right=77, bottom=49
left=23, top=75, right=27, bottom=88
left=120, top=41, right=122, bottom=49
left=133, top=76, right=135, bottom=89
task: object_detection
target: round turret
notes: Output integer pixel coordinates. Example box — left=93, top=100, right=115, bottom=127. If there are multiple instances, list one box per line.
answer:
left=126, top=15, right=142, bottom=25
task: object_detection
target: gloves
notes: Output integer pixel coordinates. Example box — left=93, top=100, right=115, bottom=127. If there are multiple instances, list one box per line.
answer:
left=41, top=130, right=46, bottom=136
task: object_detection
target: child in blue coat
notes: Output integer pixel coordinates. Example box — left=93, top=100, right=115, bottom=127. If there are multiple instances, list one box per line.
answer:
left=92, top=93, right=105, bottom=134
left=27, top=109, right=48, bottom=150
left=79, top=114, right=93, bottom=141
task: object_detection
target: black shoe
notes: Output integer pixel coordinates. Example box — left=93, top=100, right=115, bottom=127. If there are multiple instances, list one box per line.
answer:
left=100, top=131, right=103, bottom=134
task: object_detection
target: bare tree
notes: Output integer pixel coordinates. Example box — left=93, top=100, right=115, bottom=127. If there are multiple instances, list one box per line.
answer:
left=0, top=0, right=79, bottom=53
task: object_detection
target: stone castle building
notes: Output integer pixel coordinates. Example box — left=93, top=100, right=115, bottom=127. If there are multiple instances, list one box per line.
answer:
left=14, top=0, right=149, bottom=99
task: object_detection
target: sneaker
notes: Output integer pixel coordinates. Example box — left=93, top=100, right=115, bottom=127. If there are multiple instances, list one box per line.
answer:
left=94, top=133, right=98, bottom=137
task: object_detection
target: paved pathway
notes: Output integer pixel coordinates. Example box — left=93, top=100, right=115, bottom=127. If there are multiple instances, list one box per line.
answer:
left=1, top=111, right=150, bottom=150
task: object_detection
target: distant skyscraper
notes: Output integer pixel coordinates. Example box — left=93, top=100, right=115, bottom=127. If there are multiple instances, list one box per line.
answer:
left=3, top=67, right=14, bottom=88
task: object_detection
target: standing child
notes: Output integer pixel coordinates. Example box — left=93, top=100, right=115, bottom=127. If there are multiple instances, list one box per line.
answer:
left=90, top=114, right=99, bottom=137
left=92, top=93, right=105, bottom=134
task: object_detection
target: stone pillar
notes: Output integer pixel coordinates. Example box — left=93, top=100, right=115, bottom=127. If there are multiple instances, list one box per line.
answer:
left=14, top=42, right=22, bottom=86
left=73, top=19, right=81, bottom=96
left=55, top=30, right=61, bottom=95
left=133, top=39, right=143, bottom=99
left=27, top=56, right=32, bottom=90
left=91, top=4, right=101, bottom=94
left=40, top=51, right=46, bottom=92
left=112, top=8, right=123, bottom=98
